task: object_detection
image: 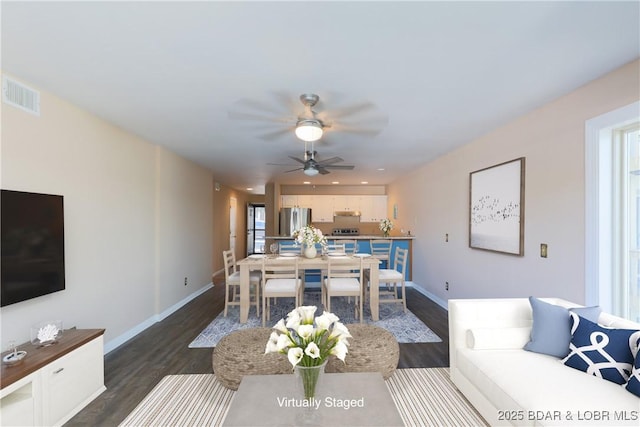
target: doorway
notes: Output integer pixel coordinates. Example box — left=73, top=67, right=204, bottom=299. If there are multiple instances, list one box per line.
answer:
left=247, top=203, right=266, bottom=255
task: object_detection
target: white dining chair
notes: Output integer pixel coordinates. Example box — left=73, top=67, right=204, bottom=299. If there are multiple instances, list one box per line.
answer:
left=322, top=256, right=364, bottom=322
left=278, top=242, right=301, bottom=255
left=222, top=250, right=261, bottom=317
left=370, top=239, right=393, bottom=269
left=339, top=239, right=358, bottom=255
left=261, top=257, right=302, bottom=326
left=372, top=247, right=408, bottom=312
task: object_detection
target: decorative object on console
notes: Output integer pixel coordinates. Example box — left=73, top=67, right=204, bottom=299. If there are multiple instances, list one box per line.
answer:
left=562, top=313, right=640, bottom=385
left=379, top=218, right=393, bottom=237
left=469, top=157, right=525, bottom=255
left=30, top=320, right=63, bottom=346
left=265, top=306, right=351, bottom=401
left=2, top=341, right=26, bottom=366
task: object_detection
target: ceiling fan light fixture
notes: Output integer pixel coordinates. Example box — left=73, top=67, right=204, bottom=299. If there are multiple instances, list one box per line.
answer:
left=303, top=165, right=319, bottom=176
left=295, top=119, right=323, bottom=142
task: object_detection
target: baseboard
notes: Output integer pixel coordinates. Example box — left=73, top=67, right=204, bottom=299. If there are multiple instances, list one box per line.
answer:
left=103, top=283, right=214, bottom=354
left=407, top=282, right=448, bottom=310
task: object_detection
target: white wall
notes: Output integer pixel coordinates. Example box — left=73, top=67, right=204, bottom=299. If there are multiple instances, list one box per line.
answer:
left=388, top=60, right=640, bottom=306
left=0, top=73, right=213, bottom=351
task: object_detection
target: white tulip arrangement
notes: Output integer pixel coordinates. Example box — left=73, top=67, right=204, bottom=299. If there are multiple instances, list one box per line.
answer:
left=264, top=305, right=351, bottom=368
left=292, top=225, right=327, bottom=248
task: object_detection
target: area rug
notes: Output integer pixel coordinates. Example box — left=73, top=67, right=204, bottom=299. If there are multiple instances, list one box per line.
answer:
left=119, top=368, right=488, bottom=427
left=188, top=291, right=441, bottom=347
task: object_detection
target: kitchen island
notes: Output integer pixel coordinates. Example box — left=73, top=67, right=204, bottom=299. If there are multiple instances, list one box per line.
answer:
left=265, top=235, right=414, bottom=280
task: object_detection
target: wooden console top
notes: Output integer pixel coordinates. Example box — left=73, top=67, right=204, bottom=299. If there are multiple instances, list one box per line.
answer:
left=1, top=328, right=105, bottom=389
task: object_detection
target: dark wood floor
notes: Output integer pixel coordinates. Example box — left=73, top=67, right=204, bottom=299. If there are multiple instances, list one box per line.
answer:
left=66, top=282, right=449, bottom=426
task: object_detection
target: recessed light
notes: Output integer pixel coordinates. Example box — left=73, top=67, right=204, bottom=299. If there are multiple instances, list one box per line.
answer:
left=377, top=168, right=385, bottom=171
left=303, top=181, right=311, bottom=184
left=361, top=181, right=368, bottom=184
left=246, top=187, right=253, bottom=191
left=332, top=181, right=339, bottom=184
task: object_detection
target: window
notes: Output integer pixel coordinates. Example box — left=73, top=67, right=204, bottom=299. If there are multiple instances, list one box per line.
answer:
left=585, top=101, right=640, bottom=322
left=614, top=126, right=640, bottom=321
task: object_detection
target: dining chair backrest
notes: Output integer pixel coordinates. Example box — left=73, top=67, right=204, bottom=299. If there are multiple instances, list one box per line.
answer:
left=279, top=242, right=301, bottom=255
left=370, top=239, right=393, bottom=260
left=340, top=240, right=358, bottom=255
left=262, top=257, right=299, bottom=281
left=223, top=249, right=237, bottom=279
left=326, top=241, right=346, bottom=253
left=326, top=256, right=362, bottom=282
left=391, top=247, right=408, bottom=276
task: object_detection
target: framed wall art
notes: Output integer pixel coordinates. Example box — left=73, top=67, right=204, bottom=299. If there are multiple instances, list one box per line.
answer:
left=469, top=157, right=525, bottom=256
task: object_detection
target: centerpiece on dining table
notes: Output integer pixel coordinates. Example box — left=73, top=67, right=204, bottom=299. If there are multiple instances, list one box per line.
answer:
left=265, top=306, right=351, bottom=402
left=292, top=225, right=327, bottom=258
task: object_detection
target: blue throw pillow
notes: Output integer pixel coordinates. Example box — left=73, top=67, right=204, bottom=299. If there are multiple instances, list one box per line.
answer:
left=562, top=313, right=640, bottom=385
left=523, top=297, right=602, bottom=358
left=625, top=339, right=640, bottom=397
left=524, top=297, right=572, bottom=358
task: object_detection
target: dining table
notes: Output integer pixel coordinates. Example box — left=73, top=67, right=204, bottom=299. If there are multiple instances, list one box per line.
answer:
left=236, top=253, right=381, bottom=323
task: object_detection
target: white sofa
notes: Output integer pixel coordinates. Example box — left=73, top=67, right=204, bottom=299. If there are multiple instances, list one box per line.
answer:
left=449, top=298, right=640, bottom=426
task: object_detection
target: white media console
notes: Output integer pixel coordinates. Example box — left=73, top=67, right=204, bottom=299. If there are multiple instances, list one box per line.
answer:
left=0, top=329, right=105, bottom=426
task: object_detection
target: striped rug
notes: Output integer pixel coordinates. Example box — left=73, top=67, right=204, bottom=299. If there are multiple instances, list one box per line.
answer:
left=119, top=368, right=487, bottom=427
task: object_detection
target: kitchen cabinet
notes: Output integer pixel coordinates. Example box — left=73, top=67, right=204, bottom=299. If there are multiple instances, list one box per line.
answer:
left=361, top=195, right=388, bottom=222
left=281, top=195, right=313, bottom=208
left=332, top=195, right=362, bottom=212
left=311, top=198, right=334, bottom=222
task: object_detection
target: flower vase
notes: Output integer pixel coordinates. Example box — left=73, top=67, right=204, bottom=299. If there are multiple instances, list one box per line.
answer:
left=303, top=244, right=317, bottom=259
left=295, top=361, right=326, bottom=401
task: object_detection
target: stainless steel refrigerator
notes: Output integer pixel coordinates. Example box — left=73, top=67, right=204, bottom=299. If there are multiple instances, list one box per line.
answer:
left=279, top=207, right=312, bottom=236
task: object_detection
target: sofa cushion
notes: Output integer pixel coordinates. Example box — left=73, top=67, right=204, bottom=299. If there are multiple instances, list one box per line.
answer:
left=625, top=350, right=640, bottom=397
left=562, top=313, right=640, bottom=385
left=466, top=327, right=531, bottom=350
left=524, top=297, right=601, bottom=358
left=456, top=347, right=640, bottom=419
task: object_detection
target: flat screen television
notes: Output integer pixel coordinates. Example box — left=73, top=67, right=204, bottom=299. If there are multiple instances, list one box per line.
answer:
left=1, top=189, right=65, bottom=307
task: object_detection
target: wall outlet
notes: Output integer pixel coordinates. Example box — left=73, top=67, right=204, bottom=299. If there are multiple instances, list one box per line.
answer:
left=445, top=281, right=449, bottom=291
left=540, top=244, right=548, bottom=258
left=184, top=277, right=188, bottom=286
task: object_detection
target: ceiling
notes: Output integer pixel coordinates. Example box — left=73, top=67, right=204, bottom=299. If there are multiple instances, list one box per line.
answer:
left=2, top=2, right=639, bottom=194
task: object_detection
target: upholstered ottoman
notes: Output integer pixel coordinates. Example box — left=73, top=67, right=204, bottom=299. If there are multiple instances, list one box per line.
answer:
left=212, top=328, right=291, bottom=390
left=325, top=324, right=399, bottom=379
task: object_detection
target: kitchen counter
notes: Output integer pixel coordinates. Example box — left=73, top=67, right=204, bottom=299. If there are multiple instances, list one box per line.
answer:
left=264, top=235, right=414, bottom=280
left=266, top=235, right=415, bottom=240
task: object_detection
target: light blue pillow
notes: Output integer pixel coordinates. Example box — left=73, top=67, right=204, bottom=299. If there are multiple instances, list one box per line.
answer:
left=562, top=313, right=640, bottom=385
left=524, top=297, right=572, bottom=358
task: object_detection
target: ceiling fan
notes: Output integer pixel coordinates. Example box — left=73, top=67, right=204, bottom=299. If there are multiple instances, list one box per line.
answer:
left=228, top=92, right=388, bottom=141
left=285, top=150, right=355, bottom=176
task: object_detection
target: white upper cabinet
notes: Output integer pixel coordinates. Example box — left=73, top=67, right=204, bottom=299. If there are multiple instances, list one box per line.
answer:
left=360, top=195, right=388, bottom=222
left=281, top=195, right=313, bottom=208
left=311, top=198, right=334, bottom=222
left=281, top=195, right=387, bottom=223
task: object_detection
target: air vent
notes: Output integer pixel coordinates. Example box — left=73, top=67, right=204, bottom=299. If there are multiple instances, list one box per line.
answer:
left=2, top=76, right=40, bottom=116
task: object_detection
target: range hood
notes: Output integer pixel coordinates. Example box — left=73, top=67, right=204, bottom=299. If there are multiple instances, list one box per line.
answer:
left=334, top=211, right=361, bottom=217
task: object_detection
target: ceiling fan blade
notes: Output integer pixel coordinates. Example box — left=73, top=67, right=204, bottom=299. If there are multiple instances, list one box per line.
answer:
left=285, top=167, right=304, bottom=173
left=317, top=166, right=331, bottom=175
left=227, top=111, right=292, bottom=123
left=323, top=164, right=355, bottom=170
left=260, top=128, right=294, bottom=141
left=288, top=156, right=306, bottom=164
left=316, top=156, right=343, bottom=166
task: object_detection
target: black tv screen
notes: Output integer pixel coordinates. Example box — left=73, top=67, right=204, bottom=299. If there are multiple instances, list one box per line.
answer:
left=1, top=189, right=65, bottom=307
